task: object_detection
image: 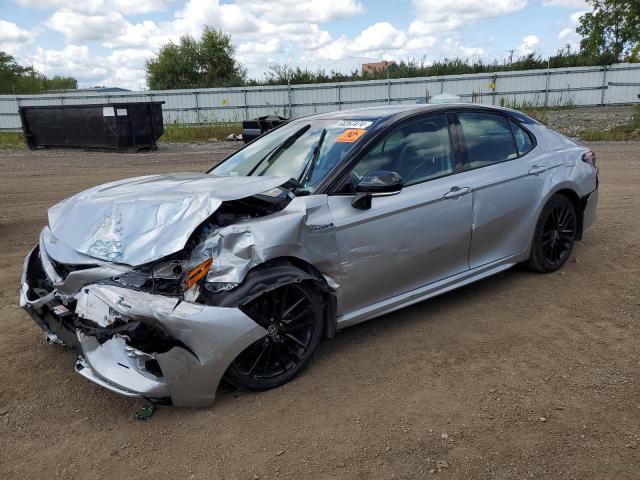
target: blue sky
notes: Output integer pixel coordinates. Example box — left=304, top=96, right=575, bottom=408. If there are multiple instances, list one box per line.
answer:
left=0, top=0, right=589, bottom=90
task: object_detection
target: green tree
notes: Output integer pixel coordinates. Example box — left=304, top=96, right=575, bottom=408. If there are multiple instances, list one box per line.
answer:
left=577, top=0, right=640, bottom=62
left=146, top=27, right=246, bottom=89
left=0, top=51, right=77, bottom=94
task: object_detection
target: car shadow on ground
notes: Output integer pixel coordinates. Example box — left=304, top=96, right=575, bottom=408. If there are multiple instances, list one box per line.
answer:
left=212, top=262, right=538, bottom=409
left=22, top=261, right=538, bottom=417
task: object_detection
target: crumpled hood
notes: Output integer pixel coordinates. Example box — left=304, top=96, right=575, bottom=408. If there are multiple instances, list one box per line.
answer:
left=48, top=173, right=289, bottom=265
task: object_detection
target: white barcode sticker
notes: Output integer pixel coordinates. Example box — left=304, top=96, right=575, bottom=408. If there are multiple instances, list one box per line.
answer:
left=333, top=120, right=373, bottom=129
left=116, top=108, right=128, bottom=116
left=103, top=107, right=115, bottom=117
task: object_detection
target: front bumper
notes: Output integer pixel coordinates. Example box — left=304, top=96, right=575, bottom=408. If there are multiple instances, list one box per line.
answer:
left=20, top=239, right=267, bottom=407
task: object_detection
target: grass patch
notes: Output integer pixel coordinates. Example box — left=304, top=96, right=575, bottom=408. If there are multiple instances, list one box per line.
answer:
left=0, top=131, right=25, bottom=149
left=161, top=123, right=242, bottom=143
left=521, top=108, right=549, bottom=125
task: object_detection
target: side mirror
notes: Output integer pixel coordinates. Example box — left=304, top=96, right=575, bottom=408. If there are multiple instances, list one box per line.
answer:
left=352, top=170, right=404, bottom=210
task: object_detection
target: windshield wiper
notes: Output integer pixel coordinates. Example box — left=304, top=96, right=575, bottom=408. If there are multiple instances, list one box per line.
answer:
left=248, top=124, right=311, bottom=176
left=298, top=128, right=327, bottom=188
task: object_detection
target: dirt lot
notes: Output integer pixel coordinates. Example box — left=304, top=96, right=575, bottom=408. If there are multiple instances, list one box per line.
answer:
left=543, top=105, right=636, bottom=136
left=0, top=141, right=638, bottom=480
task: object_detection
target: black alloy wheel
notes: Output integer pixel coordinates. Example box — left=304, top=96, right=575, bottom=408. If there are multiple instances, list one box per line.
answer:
left=528, top=194, right=578, bottom=272
left=225, top=282, right=324, bottom=391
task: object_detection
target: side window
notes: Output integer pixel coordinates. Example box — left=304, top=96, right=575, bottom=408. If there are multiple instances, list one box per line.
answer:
left=510, top=119, right=535, bottom=156
left=349, top=114, right=454, bottom=188
left=458, top=112, right=518, bottom=169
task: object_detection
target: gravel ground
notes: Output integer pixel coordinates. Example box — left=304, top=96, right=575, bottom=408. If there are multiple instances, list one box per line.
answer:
left=0, top=141, right=639, bottom=479
left=542, top=105, right=636, bottom=136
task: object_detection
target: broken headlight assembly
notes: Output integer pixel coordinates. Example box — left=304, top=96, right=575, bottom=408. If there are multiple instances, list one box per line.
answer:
left=110, top=257, right=213, bottom=299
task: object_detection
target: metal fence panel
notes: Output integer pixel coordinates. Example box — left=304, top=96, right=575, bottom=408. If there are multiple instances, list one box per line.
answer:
left=606, top=65, right=640, bottom=104
left=1, top=63, right=638, bottom=130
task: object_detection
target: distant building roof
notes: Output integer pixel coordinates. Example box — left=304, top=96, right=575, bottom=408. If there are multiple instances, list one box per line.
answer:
left=361, top=60, right=398, bottom=75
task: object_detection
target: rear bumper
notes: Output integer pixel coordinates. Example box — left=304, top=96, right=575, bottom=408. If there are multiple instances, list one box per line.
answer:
left=583, top=186, right=598, bottom=232
left=20, top=243, right=267, bottom=407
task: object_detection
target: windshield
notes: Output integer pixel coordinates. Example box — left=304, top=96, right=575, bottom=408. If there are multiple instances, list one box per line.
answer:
left=210, top=119, right=374, bottom=194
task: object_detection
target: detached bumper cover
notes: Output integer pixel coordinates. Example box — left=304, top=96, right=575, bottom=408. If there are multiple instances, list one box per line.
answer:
left=20, top=247, right=267, bottom=407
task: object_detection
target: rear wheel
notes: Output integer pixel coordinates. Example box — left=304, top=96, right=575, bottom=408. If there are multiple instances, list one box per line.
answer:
left=528, top=194, right=577, bottom=272
left=225, top=282, right=324, bottom=391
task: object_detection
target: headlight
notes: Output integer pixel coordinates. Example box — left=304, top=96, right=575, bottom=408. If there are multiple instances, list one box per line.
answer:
left=111, top=259, right=186, bottom=295
left=111, top=258, right=213, bottom=298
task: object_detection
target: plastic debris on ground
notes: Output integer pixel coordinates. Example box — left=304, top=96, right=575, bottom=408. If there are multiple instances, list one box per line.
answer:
left=134, top=403, right=156, bottom=421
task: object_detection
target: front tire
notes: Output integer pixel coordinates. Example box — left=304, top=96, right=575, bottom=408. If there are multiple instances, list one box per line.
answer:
left=225, top=282, right=324, bottom=391
left=528, top=194, right=577, bottom=272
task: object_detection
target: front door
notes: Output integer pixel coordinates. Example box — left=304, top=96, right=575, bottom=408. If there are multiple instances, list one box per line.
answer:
left=327, top=113, right=473, bottom=315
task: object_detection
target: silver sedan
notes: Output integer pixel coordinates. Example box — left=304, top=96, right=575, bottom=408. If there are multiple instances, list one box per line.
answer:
left=20, top=104, right=599, bottom=407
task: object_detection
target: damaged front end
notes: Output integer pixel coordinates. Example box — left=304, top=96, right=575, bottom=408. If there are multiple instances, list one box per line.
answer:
left=20, top=175, right=339, bottom=407
left=20, top=233, right=268, bottom=407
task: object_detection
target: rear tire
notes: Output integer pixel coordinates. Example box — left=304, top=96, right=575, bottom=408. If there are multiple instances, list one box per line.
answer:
left=225, top=282, right=324, bottom=391
left=527, top=194, right=577, bottom=273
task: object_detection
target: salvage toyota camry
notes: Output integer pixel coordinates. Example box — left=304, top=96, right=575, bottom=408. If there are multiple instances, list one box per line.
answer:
left=20, top=104, right=599, bottom=407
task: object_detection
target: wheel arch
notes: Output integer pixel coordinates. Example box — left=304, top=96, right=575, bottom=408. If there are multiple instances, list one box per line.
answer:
left=527, top=183, right=586, bottom=253
left=205, top=256, right=338, bottom=338
left=553, top=188, right=584, bottom=240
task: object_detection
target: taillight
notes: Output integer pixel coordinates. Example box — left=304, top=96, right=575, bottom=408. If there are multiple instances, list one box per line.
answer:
left=582, top=150, right=596, bottom=168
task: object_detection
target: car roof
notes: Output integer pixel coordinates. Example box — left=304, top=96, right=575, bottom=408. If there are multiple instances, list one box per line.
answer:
left=307, top=104, right=431, bottom=120
left=298, top=103, right=538, bottom=125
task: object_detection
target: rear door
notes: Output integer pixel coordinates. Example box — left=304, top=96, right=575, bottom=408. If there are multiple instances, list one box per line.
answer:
left=454, top=111, right=553, bottom=268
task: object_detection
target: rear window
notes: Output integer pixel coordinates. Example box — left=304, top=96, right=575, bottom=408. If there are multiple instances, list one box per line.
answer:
left=458, top=112, right=518, bottom=169
left=510, top=119, right=535, bottom=156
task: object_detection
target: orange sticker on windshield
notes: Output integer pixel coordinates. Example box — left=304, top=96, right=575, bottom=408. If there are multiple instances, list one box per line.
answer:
left=336, top=128, right=367, bottom=143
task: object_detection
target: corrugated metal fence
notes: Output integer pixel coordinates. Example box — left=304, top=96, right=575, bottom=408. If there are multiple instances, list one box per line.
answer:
left=1, top=63, right=639, bottom=130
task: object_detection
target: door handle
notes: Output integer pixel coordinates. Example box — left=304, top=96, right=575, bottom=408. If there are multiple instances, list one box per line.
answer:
left=528, top=165, right=548, bottom=175
left=444, top=186, right=471, bottom=199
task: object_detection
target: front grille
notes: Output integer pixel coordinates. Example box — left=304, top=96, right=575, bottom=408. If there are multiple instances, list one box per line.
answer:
left=25, top=246, right=53, bottom=299
left=50, top=258, right=99, bottom=280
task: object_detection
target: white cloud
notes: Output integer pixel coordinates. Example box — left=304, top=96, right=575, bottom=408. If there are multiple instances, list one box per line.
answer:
left=239, top=0, right=365, bottom=24
left=15, top=0, right=176, bottom=15
left=0, top=20, right=37, bottom=56
left=409, top=0, right=527, bottom=35
left=102, top=20, right=172, bottom=49
left=34, top=0, right=353, bottom=83
left=556, top=10, right=586, bottom=49
left=439, top=38, right=485, bottom=58
left=237, top=38, right=282, bottom=56
left=254, top=22, right=332, bottom=49
left=570, top=10, right=587, bottom=23
left=404, top=36, right=438, bottom=53
left=517, top=34, right=540, bottom=55
left=46, top=10, right=128, bottom=43
left=236, top=39, right=283, bottom=77
left=543, top=0, right=587, bottom=7
left=0, top=20, right=34, bottom=44
left=315, top=22, right=407, bottom=61
left=557, top=27, right=575, bottom=41
left=28, top=45, right=152, bottom=90
left=31, top=45, right=108, bottom=81
left=174, top=0, right=260, bottom=37
left=107, top=48, right=155, bottom=65
left=15, top=0, right=529, bottom=88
